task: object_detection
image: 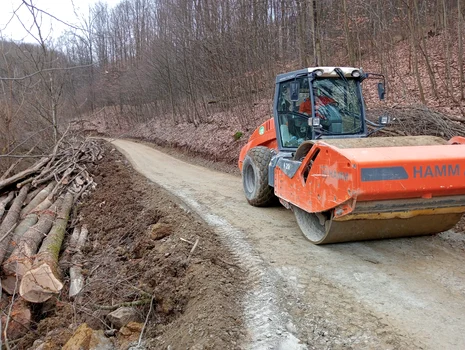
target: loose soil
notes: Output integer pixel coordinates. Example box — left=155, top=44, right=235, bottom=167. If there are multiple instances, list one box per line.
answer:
left=17, top=144, right=245, bottom=349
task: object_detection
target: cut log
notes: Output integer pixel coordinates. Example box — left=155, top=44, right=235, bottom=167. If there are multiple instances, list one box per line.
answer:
left=69, top=225, right=88, bottom=299
left=23, top=184, right=45, bottom=206
left=4, top=196, right=54, bottom=260
left=59, top=226, right=80, bottom=266
left=20, top=192, right=74, bottom=302
left=71, top=226, right=82, bottom=247
left=0, top=191, right=14, bottom=221
left=76, top=224, right=88, bottom=250
left=20, top=181, right=55, bottom=218
left=3, top=215, right=38, bottom=264
left=0, top=295, right=31, bottom=342
left=0, top=157, right=49, bottom=192
left=0, top=185, right=30, bottom=264
left=1, top=199, right=59, bottom=295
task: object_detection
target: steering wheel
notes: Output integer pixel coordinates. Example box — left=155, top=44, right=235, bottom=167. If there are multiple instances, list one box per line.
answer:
left=316, top=105, right=331, bottom=119
left=317, top=104, right=341, bottom=124
left=340, top=108, right=359, bottom=118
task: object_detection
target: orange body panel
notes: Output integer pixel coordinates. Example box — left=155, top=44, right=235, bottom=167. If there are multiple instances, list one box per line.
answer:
left=238, top=118, right=278, bottom=171
left=449, top=136, right=465, bottom=145
left=274, top=144, right=353, bottom=214
left=274, top=141, right=465, bottom=218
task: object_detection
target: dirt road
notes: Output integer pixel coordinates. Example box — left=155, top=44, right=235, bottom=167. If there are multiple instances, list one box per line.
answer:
left=113, top=139, right=465, bottom=350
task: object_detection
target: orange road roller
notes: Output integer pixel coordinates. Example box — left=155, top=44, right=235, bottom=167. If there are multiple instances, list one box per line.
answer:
left=238, top=67, right=465, bottom=244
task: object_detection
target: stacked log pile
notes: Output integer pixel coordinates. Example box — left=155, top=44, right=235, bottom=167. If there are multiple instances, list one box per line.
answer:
left=368, top=105, right=465, bottom=138
left=0, top=137, right=102, bottom=343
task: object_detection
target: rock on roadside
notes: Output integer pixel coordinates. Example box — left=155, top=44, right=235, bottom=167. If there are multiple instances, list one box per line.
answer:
left=107, top=307, right=141, bottom=329
left=62, top=323, right=114, bottom=350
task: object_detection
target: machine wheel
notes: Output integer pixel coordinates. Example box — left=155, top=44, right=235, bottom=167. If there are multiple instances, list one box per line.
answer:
left=293, top=206, right=329, bottom=244
left=242, top=146, right=276, bottom=206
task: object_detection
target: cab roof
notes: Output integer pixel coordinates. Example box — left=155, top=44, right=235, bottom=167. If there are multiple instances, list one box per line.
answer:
left=276, top=67, right=363, bottom=83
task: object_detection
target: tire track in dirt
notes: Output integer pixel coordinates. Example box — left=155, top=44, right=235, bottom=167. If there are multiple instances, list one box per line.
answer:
left=179, top=195, right=305, bottom=349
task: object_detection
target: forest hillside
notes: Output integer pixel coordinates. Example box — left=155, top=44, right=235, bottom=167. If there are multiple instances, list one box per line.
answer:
left=1, top=0, right=465, bottom=166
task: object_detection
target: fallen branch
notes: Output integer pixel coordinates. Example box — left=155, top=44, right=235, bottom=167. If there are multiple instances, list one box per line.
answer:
left=0, top=154, right=47, bottom=159
left=180, top=237, right=194, bottom=245
left=42, top=125, right=69, bottom=174
left=0, top=145, right=37, bottom=180
left=186, top=238, right=199, bottom=264
left=0, top=157, right=49, bottom=192
left=138, top=295, right=155, bottom=346
left=15, top=177, right=34, bottom=189
left=59, top=226, right=80, bottom=268
left=95, top=299, right=153, bottom=311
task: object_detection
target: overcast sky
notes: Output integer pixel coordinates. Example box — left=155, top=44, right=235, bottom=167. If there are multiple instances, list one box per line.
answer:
left=0, top=0, right=121, bottom=43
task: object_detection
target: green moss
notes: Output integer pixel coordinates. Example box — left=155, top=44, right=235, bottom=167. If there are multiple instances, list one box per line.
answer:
left=233, top=131, right=243, bottom=140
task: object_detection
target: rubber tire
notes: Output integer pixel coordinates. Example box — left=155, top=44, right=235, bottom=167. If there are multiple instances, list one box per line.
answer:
left=242, top=146, right=276, bottom=207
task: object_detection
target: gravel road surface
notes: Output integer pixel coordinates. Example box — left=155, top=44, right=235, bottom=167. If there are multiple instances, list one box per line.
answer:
left=113, top=139, right=465, bottom=350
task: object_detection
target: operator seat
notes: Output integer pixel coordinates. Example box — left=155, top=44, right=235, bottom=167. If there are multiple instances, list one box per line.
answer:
left=320, top=105, right=343, bottom=134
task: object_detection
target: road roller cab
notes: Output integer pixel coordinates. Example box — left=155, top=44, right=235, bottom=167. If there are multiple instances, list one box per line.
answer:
left=239, top=67, right=465, bottom=244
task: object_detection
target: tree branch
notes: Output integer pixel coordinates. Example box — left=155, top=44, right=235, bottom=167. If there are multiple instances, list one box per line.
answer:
left=0, top=63, right=97, bottom=81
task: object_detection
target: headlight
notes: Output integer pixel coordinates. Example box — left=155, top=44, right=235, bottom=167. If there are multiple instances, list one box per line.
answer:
left=311, top=117, right=321, bottom=127
left=313, top=69, right=324, bottom=77
left=379, top=115, right=390, bottom=125
left=351, top=70, right=361, bottom=78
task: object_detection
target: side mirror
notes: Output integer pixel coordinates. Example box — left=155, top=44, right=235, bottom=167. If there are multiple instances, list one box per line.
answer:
left=378, top=115, right=390, bottom=125
left=377, top=82, right=385, bottom=100
left=290, top=81, right=299, bottom=101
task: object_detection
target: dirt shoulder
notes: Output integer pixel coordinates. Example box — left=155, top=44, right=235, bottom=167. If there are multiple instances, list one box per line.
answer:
left=19, top=144, right=245, bottom=349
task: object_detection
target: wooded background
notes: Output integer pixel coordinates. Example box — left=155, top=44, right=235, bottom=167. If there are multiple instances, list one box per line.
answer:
left=1, top=0, right=464, bottom=162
